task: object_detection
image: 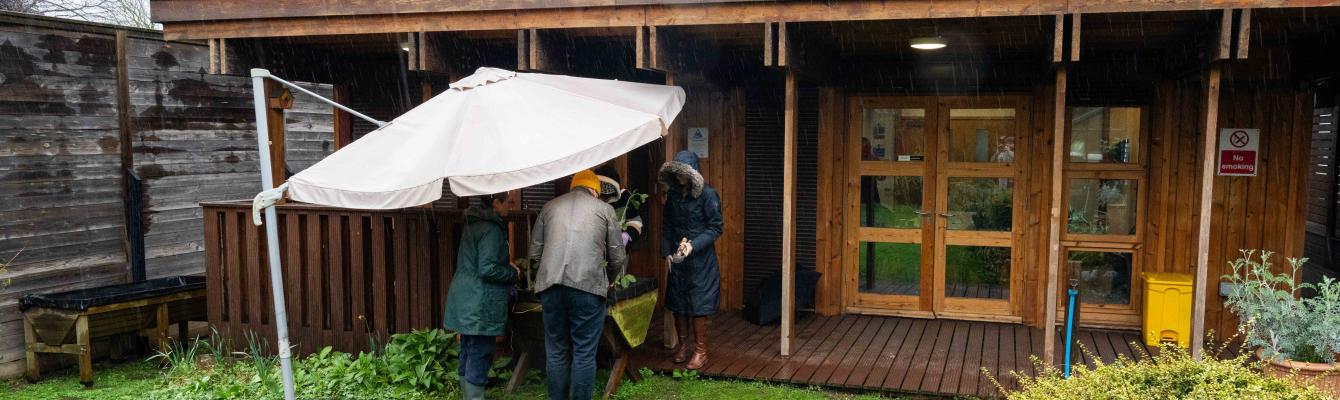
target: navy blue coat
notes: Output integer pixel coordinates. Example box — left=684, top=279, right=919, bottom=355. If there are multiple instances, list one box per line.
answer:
left=660, top=151, right=723, bottom=316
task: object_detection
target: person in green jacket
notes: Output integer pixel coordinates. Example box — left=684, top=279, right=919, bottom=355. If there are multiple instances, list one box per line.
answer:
left=443, top=192, right=520, bottom=399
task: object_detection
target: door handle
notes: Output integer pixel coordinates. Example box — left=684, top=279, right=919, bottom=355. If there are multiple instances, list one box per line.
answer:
left=914, top=209, right=932, bottom=216
left=938, top=212, right=957, bottom=218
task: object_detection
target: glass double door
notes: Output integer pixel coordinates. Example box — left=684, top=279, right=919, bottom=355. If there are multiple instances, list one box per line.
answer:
left=850, top=96, right=1026, bottom=321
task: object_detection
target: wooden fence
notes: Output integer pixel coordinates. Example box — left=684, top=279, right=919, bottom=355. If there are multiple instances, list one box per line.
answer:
left=201, top=201, right=536, bottom=355
left=0, top=11, right=335, bottom=377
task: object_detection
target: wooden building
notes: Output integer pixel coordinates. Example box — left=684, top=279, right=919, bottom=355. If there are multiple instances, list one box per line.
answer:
left=150, top=0, right=1340, bottom=396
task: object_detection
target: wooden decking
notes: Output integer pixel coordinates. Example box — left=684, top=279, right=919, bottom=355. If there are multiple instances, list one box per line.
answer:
left=631, top=313, right=1156, bottom=398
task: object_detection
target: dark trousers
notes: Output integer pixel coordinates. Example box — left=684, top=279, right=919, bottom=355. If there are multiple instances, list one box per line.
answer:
left=459, top=334, right=497, bottom=387
left=539, top=285, right=606, bottom=400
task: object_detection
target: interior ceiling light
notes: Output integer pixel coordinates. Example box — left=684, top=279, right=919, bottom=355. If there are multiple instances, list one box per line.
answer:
left=909, top=37, right=947, bottom=50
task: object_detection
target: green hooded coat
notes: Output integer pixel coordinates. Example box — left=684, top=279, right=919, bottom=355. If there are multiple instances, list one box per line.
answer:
left=443, top=206, right=518, bottom=336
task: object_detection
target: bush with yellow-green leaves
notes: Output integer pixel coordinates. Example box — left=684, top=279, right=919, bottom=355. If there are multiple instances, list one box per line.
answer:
left=1000, top=345, right=1326, bottom=400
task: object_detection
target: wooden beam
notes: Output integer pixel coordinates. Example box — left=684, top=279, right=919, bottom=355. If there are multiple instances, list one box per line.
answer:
left=763, top=22, right=775, bottom=67
left=780, top=68, right=797, bottom=356
left=208, top=38, right=220, bottom=74
left=516, top=29, right=530, bottom=71
left=661, top=71, right=682, bottom=351
left=635, top=25, right=648, bottom=70
left=263, top=80, right=291, bottom=187
left=641, top=26, right=717, bottom=77
left=1236, top=9, right=1252, bottom=59
left=1191, top=65, right=1222, bottom=361
left=115, top=29, right=141, bottom=282
left=406, top=32, right=420, bottom=71
left=1043, top=66, right=1067, bottom=366
left=1052, top=14, right=1064, bottom=63
left=159, top=0, right=1340, bottom=39
left=332, top=84, right=352, bottom=150
left=1216, top=9, right=1233, bottom=60
left=777, top=22, right=788, bottom=68
left=517, top=29, right=572, bottom=73
left=1069, top=13, right=1081, bottom=62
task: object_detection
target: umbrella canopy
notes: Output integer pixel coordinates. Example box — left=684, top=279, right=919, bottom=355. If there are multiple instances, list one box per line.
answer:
left=284, top=67, right=685, bottom=209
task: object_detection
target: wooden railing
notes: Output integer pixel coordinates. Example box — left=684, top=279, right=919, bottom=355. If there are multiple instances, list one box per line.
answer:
left=201, top=201, right=532, bottom=355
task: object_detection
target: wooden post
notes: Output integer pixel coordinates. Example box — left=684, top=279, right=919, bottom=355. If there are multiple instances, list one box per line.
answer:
left=1236, top=9, right=1252, bottom=59
left=115, top=29, right=143, bottom=282
left=332, top=85, right=352, bottom=149
left=1192, top=65, right=1222, bottom=361
left=1043, top=66, right=1067, bottom=366
left=263, top=81, right=292, bottom=186
left=780, top=68, right=798, bottom=356
left=661, top=72, right=681, bottom=350
left=23, top=315, right=39, bottom=382
left=76, top=315, right=92, bottom=387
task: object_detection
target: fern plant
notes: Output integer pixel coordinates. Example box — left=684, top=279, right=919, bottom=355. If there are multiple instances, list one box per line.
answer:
left=1221, top=249, right=1340, bottom=364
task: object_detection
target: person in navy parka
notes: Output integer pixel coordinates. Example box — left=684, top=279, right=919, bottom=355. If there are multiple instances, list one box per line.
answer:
left=659, top=150, right=723, bottom=370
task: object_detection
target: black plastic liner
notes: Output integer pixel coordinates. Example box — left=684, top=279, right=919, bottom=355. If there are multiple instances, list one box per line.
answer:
left=20, top=275, right=205, bottom=312
left=606, top=276, right=658, bottom=305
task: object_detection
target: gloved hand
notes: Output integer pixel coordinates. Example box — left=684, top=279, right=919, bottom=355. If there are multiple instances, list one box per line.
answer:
left=676, top=240, right=693, bottom=259
left=668, top=238, right=692, bottom=264
left=621, top=232, right=632, bottom=247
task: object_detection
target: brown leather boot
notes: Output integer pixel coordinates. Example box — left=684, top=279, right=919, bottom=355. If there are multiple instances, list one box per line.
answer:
left=686, top=317, right=709, bottom=370
left=672, top=314, right=693, bottom=363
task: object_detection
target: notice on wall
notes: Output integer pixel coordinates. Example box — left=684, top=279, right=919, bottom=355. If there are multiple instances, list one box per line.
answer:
left=688, top=127, right=709, bottom=158
left=1218, top=128, right=1259, bottom=176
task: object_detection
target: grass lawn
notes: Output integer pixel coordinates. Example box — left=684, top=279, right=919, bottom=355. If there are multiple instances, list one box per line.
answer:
left=857, top=203, right=1009, bottom=288
left=3, top=359, right=903, bottom=400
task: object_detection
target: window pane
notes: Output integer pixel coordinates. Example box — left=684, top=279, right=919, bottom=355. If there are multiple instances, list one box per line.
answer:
left=860, top=176, right=923, bottom=229
left=1067, top=251, right=1133, bottom=305
left=946, top=177, right=1013, bottom=231
left=858, top=242, right=921, bottom=296
left=862, top=108, right=927, bottom=162
left=946, top=245, right=1010, bottom=300
left=948, top=108, right=1016, bottom=163
left=1070, top=107, right=1141, bottom=164
left=1067, top=179, right=1138, bottom=235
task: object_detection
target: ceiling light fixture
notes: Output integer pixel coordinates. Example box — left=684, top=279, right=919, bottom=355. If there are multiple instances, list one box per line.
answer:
left=909, top=36, right=947, bottom=50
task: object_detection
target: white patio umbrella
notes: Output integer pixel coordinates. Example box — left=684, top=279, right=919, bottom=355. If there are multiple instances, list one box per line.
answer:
left=246, top=67, right=683, bottom=400
left=284, top=67, right=685, bottom=208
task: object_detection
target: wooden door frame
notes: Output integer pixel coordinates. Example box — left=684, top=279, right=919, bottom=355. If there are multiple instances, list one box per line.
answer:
left=844, top=96, right=937, bottom=318
left=842, top=94, right=1031, bottom=324
left=933, top=96, right=1030, bottom=323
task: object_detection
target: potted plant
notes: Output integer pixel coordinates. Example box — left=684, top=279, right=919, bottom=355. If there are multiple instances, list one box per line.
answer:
left=1221, top=249, right=1340, bottom=396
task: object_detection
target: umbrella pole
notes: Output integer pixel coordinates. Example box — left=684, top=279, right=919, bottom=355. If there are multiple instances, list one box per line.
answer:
left=250, top=69, right=296, bottom=400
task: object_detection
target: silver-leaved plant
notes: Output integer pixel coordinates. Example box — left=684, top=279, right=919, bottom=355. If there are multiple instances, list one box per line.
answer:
left=1222, top=249, right=1340, bottom=364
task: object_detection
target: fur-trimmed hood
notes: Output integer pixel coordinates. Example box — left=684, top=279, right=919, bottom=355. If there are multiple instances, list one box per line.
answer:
left=659, top=150, right=705, bottom=198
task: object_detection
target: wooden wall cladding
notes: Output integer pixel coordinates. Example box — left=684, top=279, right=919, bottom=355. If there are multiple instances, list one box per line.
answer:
left=669, top=85, right=747, bottom=310
left=0, top=17, right=334, bottom=378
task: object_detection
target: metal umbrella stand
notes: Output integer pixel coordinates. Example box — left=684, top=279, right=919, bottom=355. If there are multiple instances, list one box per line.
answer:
left=247, top=69, right=385, bottom=400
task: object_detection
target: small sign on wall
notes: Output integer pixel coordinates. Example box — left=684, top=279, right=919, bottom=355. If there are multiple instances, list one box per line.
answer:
left=1218, top=128, right=1259, bottom=176
left=688, top=127, right=709, bottom=158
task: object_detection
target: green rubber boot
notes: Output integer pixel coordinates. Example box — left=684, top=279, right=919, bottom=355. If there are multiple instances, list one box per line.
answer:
left=460, top=378, right=486, bottom=400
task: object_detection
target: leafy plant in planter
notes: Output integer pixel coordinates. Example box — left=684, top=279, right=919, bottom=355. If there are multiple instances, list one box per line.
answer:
left=516, top=189, right=646, bottom=293
left=1222, top=249, right=1340, bottom=396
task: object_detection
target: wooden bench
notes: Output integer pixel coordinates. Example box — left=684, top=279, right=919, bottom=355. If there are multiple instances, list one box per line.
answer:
left=21, top=276, right=207, bottom=387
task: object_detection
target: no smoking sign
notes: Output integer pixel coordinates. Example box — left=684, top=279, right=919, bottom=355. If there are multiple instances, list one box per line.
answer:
left=1218, top=128, right=1259, bottom=176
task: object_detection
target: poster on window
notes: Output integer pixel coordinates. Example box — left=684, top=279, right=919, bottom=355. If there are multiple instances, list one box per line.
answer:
left=1217, top=128, right=1258, bottom=176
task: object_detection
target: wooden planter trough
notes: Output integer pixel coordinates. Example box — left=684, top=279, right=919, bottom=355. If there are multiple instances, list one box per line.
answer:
left=506, top=277, right=658, bottom=400
left=20, top=276, right=207, bottom=387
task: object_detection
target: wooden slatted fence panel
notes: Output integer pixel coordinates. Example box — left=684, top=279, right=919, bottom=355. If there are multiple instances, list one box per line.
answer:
left=201, top=202, right=542, bottom=356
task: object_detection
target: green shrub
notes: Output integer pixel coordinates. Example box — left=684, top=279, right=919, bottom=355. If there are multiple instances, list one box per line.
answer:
left=148, top=329, right=478, bottom=399
left=1002, top=345, right=1326, bottom=400
left=1222, top=249, right=1340, bottom=363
